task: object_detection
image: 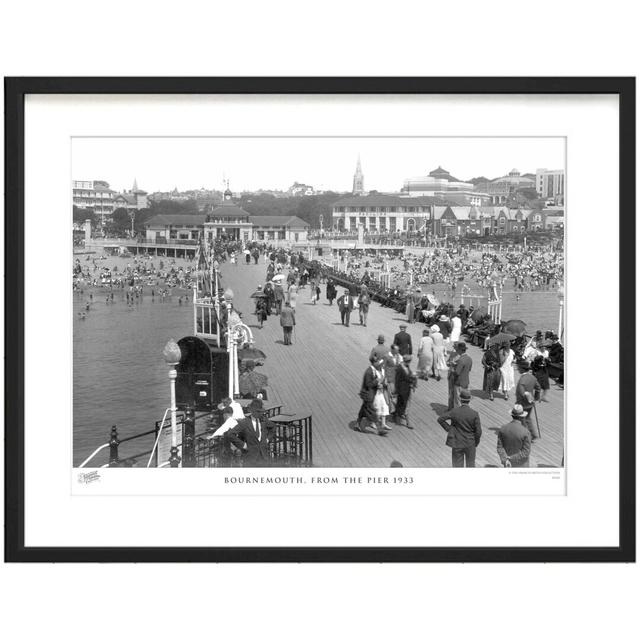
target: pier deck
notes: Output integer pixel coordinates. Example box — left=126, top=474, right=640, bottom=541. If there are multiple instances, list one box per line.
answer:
left=222, top=262, right=564, bottom=468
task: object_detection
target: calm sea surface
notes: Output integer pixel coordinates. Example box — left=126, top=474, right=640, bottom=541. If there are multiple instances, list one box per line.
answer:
left=73, top=288, right=193, bottom=466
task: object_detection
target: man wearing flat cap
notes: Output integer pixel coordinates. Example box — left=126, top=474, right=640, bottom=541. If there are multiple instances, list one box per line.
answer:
left=392, top=324, right=413, bottom=356
left=226, top=398, right=276, bottom=466
left=437, top=389, right=482, bottom=468
left=497, top=405, right=532, bottom=467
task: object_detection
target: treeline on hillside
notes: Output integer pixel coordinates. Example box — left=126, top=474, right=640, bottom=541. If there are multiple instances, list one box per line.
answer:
left=237, top=192, right=343, bottom=228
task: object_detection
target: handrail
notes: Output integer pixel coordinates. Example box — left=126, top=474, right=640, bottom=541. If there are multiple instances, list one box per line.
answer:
left=147, top=408, right=171, bottom=468
left=79, top=443, right=110, bottom=468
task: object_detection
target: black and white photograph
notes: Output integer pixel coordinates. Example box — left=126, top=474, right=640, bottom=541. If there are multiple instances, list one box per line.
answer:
left=72, top=137, right=566, bottom=473
left=5, top=78, right=632, bottom=560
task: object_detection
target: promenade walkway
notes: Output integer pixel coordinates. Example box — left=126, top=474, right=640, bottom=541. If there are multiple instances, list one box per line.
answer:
left=222, top=262, right=564, bottom=468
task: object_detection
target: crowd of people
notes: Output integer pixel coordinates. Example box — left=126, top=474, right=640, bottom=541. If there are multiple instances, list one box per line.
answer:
left=74, top=237, right=563, bottom=468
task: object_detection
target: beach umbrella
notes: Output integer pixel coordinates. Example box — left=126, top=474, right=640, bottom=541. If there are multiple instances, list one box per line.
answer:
left=271, top=274, right=285, bottom=283
left=238, top=370, right=269, bottom=398
left=238, top=345, right=267, bottom=362
left=502, top=319, right=527, bottom=336
left=250, top=291, right=268, bottom=298
left=471, top=307, right=487, bottom=323
left=487, top=333, right=517, bottom=347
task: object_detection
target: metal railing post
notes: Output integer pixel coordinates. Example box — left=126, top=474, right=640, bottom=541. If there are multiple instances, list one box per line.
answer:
left=108, top=425, right=120, bottom=467
left=182, top=407, right=196, bottom=467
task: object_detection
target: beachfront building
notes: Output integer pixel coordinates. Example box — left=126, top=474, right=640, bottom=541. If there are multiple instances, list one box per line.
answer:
left=401, top=166, right=489, bottom=206
left=250, top=216, right=309, bottom=243
left=331, top=194, right=437, bottom=233
left=113, top=179, right=149, bottom=211
left=429, top=205, right=546, bottom=237
left=475, top=169, right=536, bottom=205
left=72, top=180, right=116, bottom=223
left=536, top=168, right=565, bottom=203
left=144, top=187, right=309, bottom=247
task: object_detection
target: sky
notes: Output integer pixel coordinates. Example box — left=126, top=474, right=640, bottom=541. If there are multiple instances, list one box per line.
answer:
left=72, top=137, right=565, bottom=194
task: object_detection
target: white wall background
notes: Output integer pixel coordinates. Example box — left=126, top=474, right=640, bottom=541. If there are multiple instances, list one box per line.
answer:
left=1, top=2, right=638, bottom=640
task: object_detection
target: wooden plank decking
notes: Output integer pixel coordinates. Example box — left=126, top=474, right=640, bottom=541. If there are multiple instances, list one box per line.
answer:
left=222, top=262, right=564, bottom=468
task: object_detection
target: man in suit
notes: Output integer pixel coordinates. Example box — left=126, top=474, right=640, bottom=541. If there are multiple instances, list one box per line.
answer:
left=337, top=289, right=354, bottom=326
left=497, top=404, right=532, bottom=467
left=437, top=389, right=482, bottom=467
left=226, top=398, right=276, bottom=467
left=392, top=324, right=412, bottom=356
left=273, top=283, right=284, bottom=315
left=392, top=354, right=417, bottom=428
left=279, top=301, right=296, bottom=345
left=451, top=341, right=472, bottom=408
left=515, top=360, right=542, bottom=440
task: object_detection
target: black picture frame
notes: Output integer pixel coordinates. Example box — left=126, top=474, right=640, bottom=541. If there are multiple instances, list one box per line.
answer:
left=4, top=77, right=635, bottom=562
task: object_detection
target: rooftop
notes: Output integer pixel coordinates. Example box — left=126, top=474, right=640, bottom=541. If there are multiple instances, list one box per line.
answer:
left=333, top=194, right=441, bottom=207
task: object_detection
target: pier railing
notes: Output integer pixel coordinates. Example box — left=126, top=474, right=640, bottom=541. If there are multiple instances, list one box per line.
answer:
left=78, top=404, right=313, bottom=468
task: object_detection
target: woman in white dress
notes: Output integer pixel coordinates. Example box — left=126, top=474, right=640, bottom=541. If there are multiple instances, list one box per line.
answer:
left=287, top=282, right=298, bottom=310
left=450, top=312, right=462, bottom=344
left=430, top=325, right=448, bottom=382
left=499, top=345, right=515, bottom=400
left=372, top=363, right=390, bottom=434
left=416, top=329, right=434, bottom=380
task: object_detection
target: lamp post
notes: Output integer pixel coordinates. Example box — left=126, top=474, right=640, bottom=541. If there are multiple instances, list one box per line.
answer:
left=129, top=209, right=135, bottom=238
left=163, top=339, right=182, bottom=467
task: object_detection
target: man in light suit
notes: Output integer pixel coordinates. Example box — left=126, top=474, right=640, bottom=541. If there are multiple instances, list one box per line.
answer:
left=279, top=301, right=296, bottom=345
left=226, top=398, right=276, bottom=467
left=337, top=289, right=354, bottom=327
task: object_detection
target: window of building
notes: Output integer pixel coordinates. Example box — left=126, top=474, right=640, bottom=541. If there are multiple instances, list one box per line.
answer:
left=278, top=230, right=286, bottom=240
left=294, top=233, right=299, bottom=242
left=350, top=217, right=356, bottom=228
left=390, top=207, right=396, bottom=213
left=369, top=217, right=376, bottom=229
left=169, top=230, right=177, bottom=239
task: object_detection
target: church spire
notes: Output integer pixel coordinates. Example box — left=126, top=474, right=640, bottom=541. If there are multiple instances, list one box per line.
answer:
left=132, top=178, right=138, bottom=192
left=352, top=155, right=364, bottom=195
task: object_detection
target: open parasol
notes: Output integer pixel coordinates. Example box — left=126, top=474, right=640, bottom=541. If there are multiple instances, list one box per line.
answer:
left=250, top=291, right=268, bottom=298
left=502, top=319, right=527, bottom=336
left=471, top=307, right=488, bottom=323
left=426, top=293, right=439, bottom=306
left=271, top=273, right=285, bottom=283
left=238, top=370, right=269, bottom=398
left=487, top=333, right=516, bottom=347
left=238, top=345, right=267, bottom=362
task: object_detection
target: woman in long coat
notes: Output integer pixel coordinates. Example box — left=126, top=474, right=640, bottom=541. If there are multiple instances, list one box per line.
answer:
left=406, top=289, right=415, bottom=324
left=416, top=329, right=434, bottom=380
left=430, top=325, right=448, bottom=381
left=326, top=279, right=337, bottom=305
left=481, top=344, right=501, bottom=401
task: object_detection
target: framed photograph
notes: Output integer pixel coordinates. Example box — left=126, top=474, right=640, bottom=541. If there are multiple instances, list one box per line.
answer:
left=5, top=77, right=635, bottom=561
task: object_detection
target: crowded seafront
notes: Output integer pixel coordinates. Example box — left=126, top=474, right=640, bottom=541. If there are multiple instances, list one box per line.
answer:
left=73, top=247, right=564, bottom=468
